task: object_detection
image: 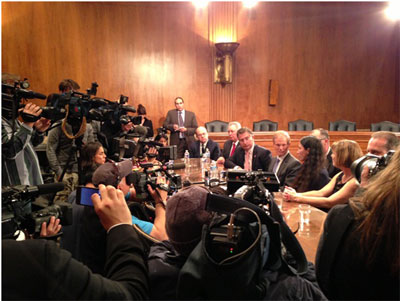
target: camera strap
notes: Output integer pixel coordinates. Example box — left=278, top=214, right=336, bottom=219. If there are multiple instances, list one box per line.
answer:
left=61, top=104, right=87, bottom=139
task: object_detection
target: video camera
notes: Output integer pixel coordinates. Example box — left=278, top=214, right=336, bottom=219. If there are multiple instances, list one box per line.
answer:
left=126, top=162, right=183, bottom=200
left=226, top=170, right=280, bottom=205
left=351, top=150, right=395, bottom=183
left=156, top=127, right=168, bottom=136
left=2, top=79, right=47, bottom=120
left=2, top=183, right=72, bottom=239
left=110, top=136, right=164, bottom=162
left=44, top=83, right=136, bottom=123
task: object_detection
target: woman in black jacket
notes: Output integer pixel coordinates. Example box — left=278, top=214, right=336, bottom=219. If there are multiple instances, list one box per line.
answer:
left=316, top=147, right=399, bottom=300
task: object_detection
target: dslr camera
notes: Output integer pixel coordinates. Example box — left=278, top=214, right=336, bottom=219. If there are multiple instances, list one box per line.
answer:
left=351, top=150, right=395, bottom=183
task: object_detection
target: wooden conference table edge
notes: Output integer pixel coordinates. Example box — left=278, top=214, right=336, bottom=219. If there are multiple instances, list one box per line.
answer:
left=173, top=158, right=327, bottom=264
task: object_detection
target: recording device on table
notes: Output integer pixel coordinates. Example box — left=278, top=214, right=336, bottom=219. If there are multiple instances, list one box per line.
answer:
left=351, top=150, right=395, bottom=183
left=2, top=183, right=72, bottom=239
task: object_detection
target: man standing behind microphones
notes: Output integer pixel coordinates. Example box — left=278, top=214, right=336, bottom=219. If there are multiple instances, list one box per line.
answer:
left=163, top=97, right=198, bottom=158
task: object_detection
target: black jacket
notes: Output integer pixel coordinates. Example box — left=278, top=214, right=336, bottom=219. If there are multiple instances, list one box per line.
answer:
left=2, top=225, right=148, bottom=300
left=188, top=139, right=221, bottom=161
left=316, top=204, right=399, bottom=300
left=224, top=144, right=272, bottom=171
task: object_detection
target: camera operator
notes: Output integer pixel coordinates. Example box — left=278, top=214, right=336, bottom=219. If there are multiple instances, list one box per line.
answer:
left=316, top=146, right=399, bottom=300
left=148, top=186, right=326, bottom=300
left=74, top=160, right=167, bottom=274
left=46, top=79, right=95, bottom=203
left=2, top=75, right=51, bottom=186
left=2, top=184, right=149, bottom=300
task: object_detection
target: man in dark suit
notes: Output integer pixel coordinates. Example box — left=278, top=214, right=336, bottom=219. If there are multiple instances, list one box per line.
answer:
left=311, top=128, right=340, bottom=178
left=163, top=97, right=198, bottom=158
left=2, top=184, right=148, bottom=300
left=267, top=130, right=301, bottom=187
left=225, top=127, right=272, bottom=171
left=216, top=121, right=241, bottom=165
left=189, top=126, right=221, bottom=161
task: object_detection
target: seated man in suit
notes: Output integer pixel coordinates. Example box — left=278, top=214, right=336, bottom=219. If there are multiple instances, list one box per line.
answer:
left=268, top=130, right=301, bottom=187
left=225, top=127, right=272, bottom=171
left=216, top=121, right=241, bottom=165
left=311, top=128, right=340, bottom=178
left=188, top=126, right=221, bottom=161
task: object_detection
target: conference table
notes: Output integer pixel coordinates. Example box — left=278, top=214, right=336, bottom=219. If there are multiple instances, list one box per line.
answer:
left=172, top=158, right=327, bottom=264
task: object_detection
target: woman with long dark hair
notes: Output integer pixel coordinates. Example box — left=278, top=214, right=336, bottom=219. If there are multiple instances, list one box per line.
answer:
left=80, top=142, right=106, bottom=171
left=316, top=146, right=399, bottom=300
left=284, top=139, right=363, bottom=210
left=290, top=136, right=330, bottom=192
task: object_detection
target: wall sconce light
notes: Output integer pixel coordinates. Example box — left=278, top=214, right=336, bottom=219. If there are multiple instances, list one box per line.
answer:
left=214, top=42, right=240, bottom=86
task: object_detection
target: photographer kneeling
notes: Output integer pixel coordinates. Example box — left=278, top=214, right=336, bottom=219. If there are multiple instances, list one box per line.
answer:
left=3, top=184, right=148, bottom=300
left=316, top=146, right=400, bottom=300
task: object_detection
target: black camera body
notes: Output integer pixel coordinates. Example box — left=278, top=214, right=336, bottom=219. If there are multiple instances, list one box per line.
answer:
left=226, top=170, right=280, bottom=204
left=2, top=184, right=72, bottom=239
left=126, top=163, right=182, bottom=200
left=351, top=150, right=395, bottom=183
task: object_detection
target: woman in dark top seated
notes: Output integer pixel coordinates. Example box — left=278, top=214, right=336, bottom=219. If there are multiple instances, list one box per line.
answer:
left=137, top=104, right=154, bottom=138
left=288, top=135, right=330, bottom=193
left=284, top=139, right=363, bottom=210
left=315, top=146, right=399, bottom=300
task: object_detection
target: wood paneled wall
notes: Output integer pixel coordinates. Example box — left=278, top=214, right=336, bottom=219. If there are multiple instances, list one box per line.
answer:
left=2, top=2, right=399, bottom=131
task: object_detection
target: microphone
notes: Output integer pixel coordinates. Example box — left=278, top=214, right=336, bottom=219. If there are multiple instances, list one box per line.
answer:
left=17, top=89, right=47, bottom=100
left=164, top=162, right=186, bottom=170
left=36, top=183, right=65, bottom=195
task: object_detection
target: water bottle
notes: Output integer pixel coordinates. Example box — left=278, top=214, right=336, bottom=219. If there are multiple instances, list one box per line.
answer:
left=201, top=153, right=207, bottom=179
left=184, top=150, right=190, bottom=166
left=204, top=170, right=210, bottom=186
left=205, top=148, right=211, bottom=165
left=210, top=160, right=218, bottom=180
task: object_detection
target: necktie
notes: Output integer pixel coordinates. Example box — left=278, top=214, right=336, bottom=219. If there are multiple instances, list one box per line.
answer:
left=178, top=111, right=184, bottom=127
left=230, top=142, right=236, bottom=157
left=178, top=112, right=184, bottom=138
left=272, top=158, right=281, bottom=173
left=244, top=151, right=251, bottom=171
left=201, top=143, right=206, bottom=154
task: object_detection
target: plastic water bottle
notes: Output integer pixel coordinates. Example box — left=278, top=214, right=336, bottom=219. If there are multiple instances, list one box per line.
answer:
left=184, top=150, right=190, bottom=166
left=205, top=148, right=211, bottom=165
left=210, top=160, right=218, bottom=180
left=201, top=153, right=207, bottom=179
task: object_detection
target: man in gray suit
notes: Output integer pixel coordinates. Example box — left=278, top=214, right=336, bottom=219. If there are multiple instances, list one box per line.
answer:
left=163, top=97, right=198, bottom=158
left=268, top=130, right=301, bottom=187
